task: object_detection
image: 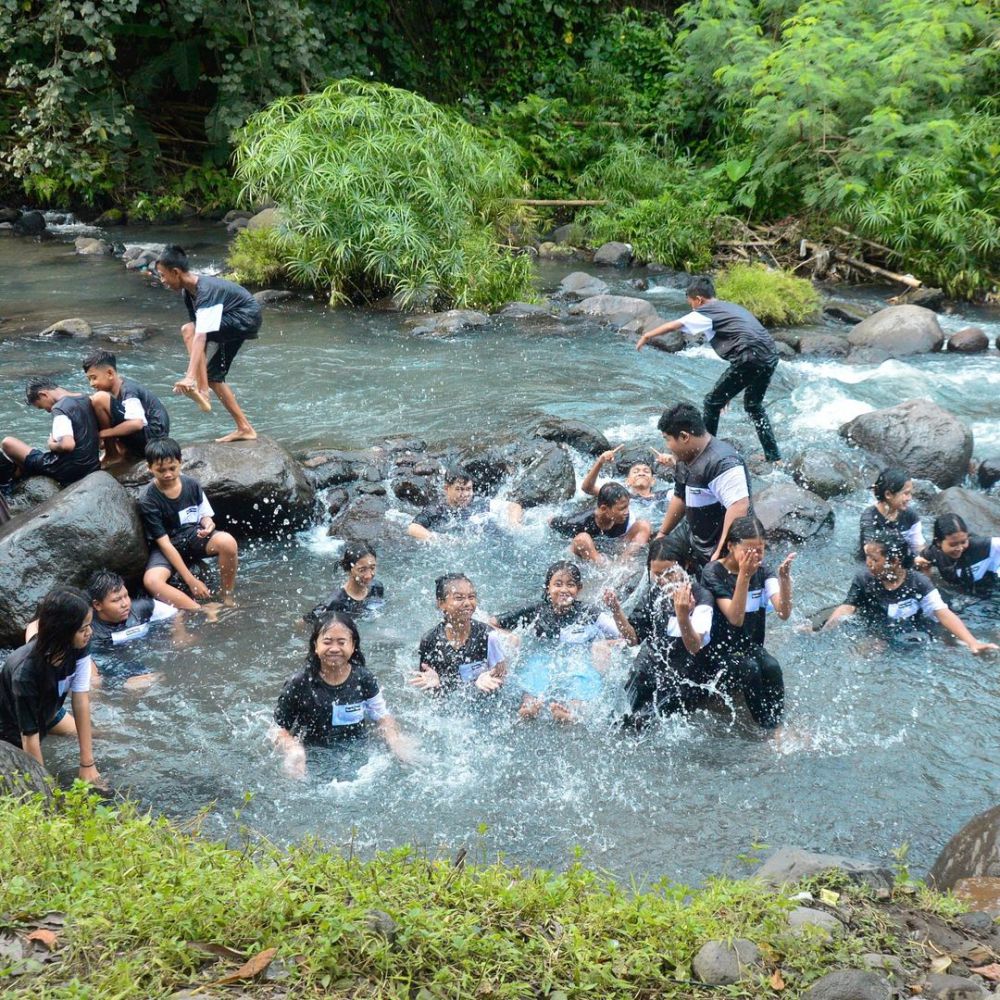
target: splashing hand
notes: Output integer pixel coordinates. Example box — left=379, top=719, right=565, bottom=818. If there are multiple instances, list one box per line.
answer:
left=408, top=667, right=442, bottom=690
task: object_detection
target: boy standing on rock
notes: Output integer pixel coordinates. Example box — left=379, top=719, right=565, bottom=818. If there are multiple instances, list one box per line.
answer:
left=637, top=275, right=782, bottom=463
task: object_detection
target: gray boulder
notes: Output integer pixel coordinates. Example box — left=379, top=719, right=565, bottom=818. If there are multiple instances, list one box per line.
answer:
left=592, top=241, right=633, bottom=267
left=927, top=488, right=1000, bottom=537
left=405, top=310, right=489, bottom=338
left=74, top=237, right=111, bottom=255
left=800, top=334, right=850, bottom=357
left=787, top=906, right=843, bottom=938
left=13, top=210, right=45, bottom=236
left=839, top=398, right=973, bottom=488
left=568, top=294, right=661, bottom=334
left=847, top=305, right=944, bottom=357
left=922, top=974, right=986, bottom=999
left=647, top=328, right=687, bottom=353
left=823, top=301, right=872, bottom=325
left=771, top=327, right=802, bottom=352
left=929, top=803, right=1000, bottom=890
left=392, top=477, right=433, bottom=506
left=803, top=970, right=891, bottom=1000
left=947, top=326, right=989, bottom=353
left=556, top=271, right=609, bottom=301
left=0, top=472, right=147, bottom=646
left=328, top=494, right=405, bottom=545
left=253, top=289, right=295, bottom=305
left=753, top=483, right=834, bottom=542
left=692, top=939, right=759, bottom=985
left=499, top=302, right=553, bottom=321
left=508, top=440, right=576, bottom=508
left=222, top=209, right=253, bottom=224
left=246, top=207, right=283, bottom=230
left=300, top=448, right=389, bottom=490
left=894, top=286, right=946, bottom=311
left=756, top=846, right=894, bottom=891
left=40, top=317, right=92, bottom=339
left=976, top=458, right=1000, bottom=490
left=0, top=742, right=53, bottom=801
left=789, top=451, right=863, bottom=499
left=3, top=476, right=61, bottom=518
left=0, top=207, right=20, bottom=224
left=531, top=417, right=609, bottom=457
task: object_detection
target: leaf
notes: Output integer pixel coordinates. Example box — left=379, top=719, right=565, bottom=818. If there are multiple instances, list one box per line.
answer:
left=770, top=969, right=786, bottom=990
left=212, top=947, right=277, bottom=985
left=971, top=964, right=1000, bottom=982
left=818, top=889, right=840, bottom=906
left=929, top=955, right=952, bottom=974
left=186, top=941, right=246, bottom=962
left=26, top=928, right=58, bottom=950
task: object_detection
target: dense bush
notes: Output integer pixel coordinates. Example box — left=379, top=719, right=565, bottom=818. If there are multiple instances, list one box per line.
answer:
left=715, top=264, right=820, bottom=326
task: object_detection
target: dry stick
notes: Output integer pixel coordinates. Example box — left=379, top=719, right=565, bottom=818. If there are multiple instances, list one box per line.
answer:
left=512, top=199, right=608, bottom=206
left=832, top=251, right=922, bottom=289
left=830, top=225, right=895, bottom=256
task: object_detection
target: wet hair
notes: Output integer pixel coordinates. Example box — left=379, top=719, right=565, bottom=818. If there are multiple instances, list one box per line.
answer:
left=864, top=533, right=907, bottom=564
left=647, top=533, right=689, bottom=569
left=81, top=349, right=117, bottom=373
left=657, top=402, right=706, bottom=438
left=435, top=572, right=473, bottom=601
left=686, top=275, right=715, bottom=300
left=32, top=587, right=91, bottom=688
left=306, top=610, right=365, bottom=675
left=87, top=569, right=126, bottom=603
left=723, top=515, right=766, bottom=554
left=156, top=245, right=190, bottom=271
left=542, top=560, right=582, bottom=602
left=627, top=460, right=653, bottom=474
left=872, top=467, right=910, bottom=501
left=596, top=481, right=630, bottom=507
left=443, top=465, right=472, bottom=486
left=25, top=378, right=58, bottom=405
left=932, top=513, right=968, bottom=544
left=340, top=541, right=376, bottom=573
left=145, top=437, right=182, bottom=465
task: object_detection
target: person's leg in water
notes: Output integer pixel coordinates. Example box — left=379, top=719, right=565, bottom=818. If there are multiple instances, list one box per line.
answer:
left=143, top=565, right=201, bottom=612
left=740, top=360, right=781, bottom=462
left=205, top=341, right=256, bottom=443
left=736, top=648, right=784, bottom=729
left=204, top=530, right=239, bottom=606
left=177, top=323, right=213, bottom=412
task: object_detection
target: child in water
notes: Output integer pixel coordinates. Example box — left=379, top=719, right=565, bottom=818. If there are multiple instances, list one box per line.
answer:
left=859, top=468, right=924, bottom=566
left=407, top=465, right=522, bottom=541
left=550, top=481, right=651, bottom=565
left=492, top=561, right=621, bottom=722
left=580, top=445, right=674, bottom=517
left=307, top=542, right=385, bottom=623
left=917, top=513, right=1000, bottom=595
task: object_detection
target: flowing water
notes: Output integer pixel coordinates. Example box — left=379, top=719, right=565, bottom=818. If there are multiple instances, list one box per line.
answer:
left=2, top=221, right=999, bottom=883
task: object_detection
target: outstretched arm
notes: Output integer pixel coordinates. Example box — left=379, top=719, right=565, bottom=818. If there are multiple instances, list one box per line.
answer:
left=636, top=319, right=684, bottom=350
left=934, top=608, right=999, bottom=654
left=581, top=446, right=623, bottom=496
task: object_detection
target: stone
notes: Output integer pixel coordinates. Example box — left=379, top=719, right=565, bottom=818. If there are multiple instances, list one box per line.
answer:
left=326, top=488, right=350, bottom=518
left=627, top=277, right=649, bottom=291
left=0, top=472, right=148, bottom=646
left=757, top=847, right=894, bottom=891
left=454, top=440, right=520, bottom=492
left=787, top=906, right=843, bottom=938
left=382, top=438, right=427, bottom=454
left=789, top=451, right=864, bottom=499
left=94, top=208, right=125, bottom=227
left=551, top=223, right=581, bottom=245
left=823, top=300, right=872, bottom=325
left=927, top=488, right=1000, bottom=536
left=405, top=309, right=490, bottom=338
left=894, top=286, right=946, bottom=311
left=0, top=207, right=20, bottom=224
left=12, top=210, right=45, bottom=236
left=923, top=974, right=987, bottom=999
left=530, top=417, right=610, bottom=457
left=948, top=326, right=989, bottom=353
left=74, top=236, right=111, bottom=255
left=847, top=305, right=944, bottom=357
left=392, top=477, right=433, bottom=506
left=861, top=954, right=906, bottom=981
left=839, top=398, right=973, bottom=488
left=593, top=240, right=633, bottom=267
left=537, top=241, right=575, bottom=259
left=96, top=325, right=155, bottom=346
left=692, top=938, right=759, bottom=985
left=253, top=289, right=294, bottom=304
left=568, top=294, right=661, bottom=333
left=356, top=482, right=387, bottom=496
left=365, top=909, right=398, bottom=943
left=328, top=494, right=405, bottom=545
left=123, top=248, right=159, bottom=271
left=226, top=217, right=250, bottom=234
left=800, top=334, right=850, bottom=357
left=246, top=207, right=283, bottom=230
left=647, top=328, right=686, bottom=353
left=222, top=209, right=254, bottom=224
left=299, top=449, right=388, bottom=490
left=556, top=271, right=609, bottom=301
left=803, top=970, right=891, bottom=1000
left=976, top=458, right=1000, bottom=490
left=929, top=804, right=1000, bottom=890
left=3, top=475, right=61, bottom=517
left=499, top=302, right=553, bottom=321
left=954, top=878, right=1000, bottom=914
left=0, top=742, right=53, bottom=801
left=771, top=327, right=802, bottom=352
left=40, top=317, right=92, bottom=339
left=508, top=440, right=576, bottom=508
left=752, top=484, right=834, bottom=543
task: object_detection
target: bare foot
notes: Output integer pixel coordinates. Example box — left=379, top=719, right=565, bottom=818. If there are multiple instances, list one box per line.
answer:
left=215, top=429, right=257, bottom=443
left=221, top=593, right=237, bottom=608
left=518, top=696, right=542, bottom=720
left=124, top=673, right=163, bottom=692
left=550, top=702, right=575, bottom=724
left=174, top=381, right=212, bottom=413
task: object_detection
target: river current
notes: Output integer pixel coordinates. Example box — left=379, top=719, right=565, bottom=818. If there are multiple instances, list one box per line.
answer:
left=1, top=221, right=998, bottom=882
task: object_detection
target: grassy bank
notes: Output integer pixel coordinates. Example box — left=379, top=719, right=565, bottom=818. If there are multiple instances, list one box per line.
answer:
left=0, top=786, right=972, bottom=998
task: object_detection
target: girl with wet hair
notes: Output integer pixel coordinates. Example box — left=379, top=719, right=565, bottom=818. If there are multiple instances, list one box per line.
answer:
left=306, top=542, right=385, bottom=623
left=0, top=587, right=105, bottom=787
left=918, top=513, right=1000, bottom=595
left=700, top=516, right=795, bottom=730
left=825, top=534, right=996, bottom=653
left=272, top=610, right=413, bottom=777
left=492, top=561, right=621, bottom=722
left=858, top=467, right=924, bottom=565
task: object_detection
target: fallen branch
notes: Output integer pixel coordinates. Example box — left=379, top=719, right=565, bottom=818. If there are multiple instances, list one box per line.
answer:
left=512, top=199, right=607, bottom=206
left=831, top=251, right=921, bottom=289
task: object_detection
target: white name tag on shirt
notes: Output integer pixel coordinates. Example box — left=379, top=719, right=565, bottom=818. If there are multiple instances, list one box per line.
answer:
left=112, top=623, right=150, bottom=645
left=888, top=598, right=919, bottom=620
left=745, top=588, right=765, bottom=613
left=459, top=660, right=488, bottom=682
left=331, top=703, right=364, bottom=726
left=559, top=623, right=597, bottom=645
left=179, top=505, right=201, bottom=525
left=194, top=304, right=224, bottom=335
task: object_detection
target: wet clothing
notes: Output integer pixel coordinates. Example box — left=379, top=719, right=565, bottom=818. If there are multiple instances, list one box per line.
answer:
left=308, top=581, right=386, bottom=623
left=413, top=499, right=491, bottom=533
left=274, top=663, right=389, bottom=747
left=183, top=274, right=262, bottom=345
left=550, top=507, right=637, bottom=540
left=495, top=601, right=620, bottom=644
left=23, top=394, right=100, bottom=485
left=673, top=438, right=751, bottom=567
left=204, top=338, right=245, bottom=383
left=628, top=488, right=672, bottom=516
left=111, top=376, right=170, bottom=458
left=89, top=599, right=177, bottom=648
left=138, top=475, right=216, bottom=572
left=703, top=358, right=781, bottom=462
left=417, top=620, right=505, bottom=691
left=859, top=505, right=924, bottom=566
left=0, top=639, right=92, bottom=745
left=843, top=568, right=946, bottom=632
left=922, top=536, right=1000, bottom=594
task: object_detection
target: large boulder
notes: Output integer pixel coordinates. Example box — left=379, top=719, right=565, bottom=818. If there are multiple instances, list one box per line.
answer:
left=839, top=398, right=973, bottom=488
left=0, top=472, right=148, bottom=645
left=592, top=241, right=633, bottom=267
left=947, top=326, right=989, bottom=353
left=789, top=451, right=864, bottom=499
left=530, top=417, right=609, bottom=457
left=803, top=970, right=891, bottom=1000
left=752, top=483, right=834, bottom=542
left=568, top=294, right=661, bottom=334
left=12, top=210, right=45, bottom=236
left=40, top=317, right=92, bottom=339
left=556, top=271, right=609, bottom=301
left=328, top=494, right=406, bottom=545
left=3, top=476, right=61, bottom=518
left=0, top=742, right=53, bottom=801
left=756, top=846, right=894, bottom=891
left=929, top=804, right=1000, bottom=890
left=846, top=305, right=944, bottom=357
left=299, top=448, right=389, bottom=490
left=927, top=488, right=1000, bottom=537
left=246, top=207, right=283, bottom=230
left=508, top=440, right=576, bottom=508
left=977, top=458, right=1000, bottom=490
left=404, top=310, right=489, bottom=338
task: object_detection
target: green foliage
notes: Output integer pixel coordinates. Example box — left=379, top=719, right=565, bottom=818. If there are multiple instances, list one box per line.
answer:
left=231, top=80, right=534, bottom=310
left=228, top=228, right=292, bottom=287
left=715, top=264, right=820, bottom=326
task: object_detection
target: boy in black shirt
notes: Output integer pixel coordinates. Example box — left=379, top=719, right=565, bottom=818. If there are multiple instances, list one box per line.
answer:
left=1, top=378, right=100, bottom=486
left=407, top=466, right=522, bottom=540
left=550, top=481, right=651, bottom=564
left=137, top=438, right=239, bottom=610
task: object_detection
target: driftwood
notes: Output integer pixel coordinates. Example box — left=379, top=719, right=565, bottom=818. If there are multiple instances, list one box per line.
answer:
left=513, top=199, right=607, bottom=207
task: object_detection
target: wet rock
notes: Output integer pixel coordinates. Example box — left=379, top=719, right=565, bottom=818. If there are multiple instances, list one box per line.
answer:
left=392, top=477, right=433, bottom=506
left=0, top=207, right=20, bottom=224
left=3, top=475, right=61, bottom=517
left=246, top=207, right=283, bottom=230
left=0, top=742, right=53, bottom=801
left=954, top=878, right=1000, bottom=915
left=226, top=216, right=250, bottom=234
left=847, top=305, right=944, bottom=357
left=787, top=906, right=843, bottom=938
left=405, top=309, right=490, bottom=338
left=757, top=847, right=894, bottom=891
left=508, top=440, right=576, bottom=508
left=593, top=241, right=633, bottom=267
left=382, top=438, right=427, bottom=454
left=365, top=908, right=399, bottom=943
left=0, top=472, right=147, bottom=646
left=96, top=325, right=155, bottom=346
left=839, top=398, right=973, bottom=488
left=300, top=449, right=387, bottom=490
left=411, top=459, right=441, bottom=477
left=530, top=417, right=609, bottom=457
left=823, top=300, right=872, bottom=325
left=454, top=441, right=519, bottom=492
left=774, top=341, right=797, bottom=359
left=568, top=294, right=661, bottom=333
left=927, top=488, right=1000, bottom=537
left=647, top=328, right=686, bottom=353
left=627, top=277, right=649, bottom=291
left=615, top=444, right=661, bottom=477
left=499, top=302, right=553, bottom=321
left=13, top=210, right=45, bottom=236
left=753, top=483, right=834, bottom=542
left=861, top=954, right=906, bottom=981
left=923, top=974, right=986, bottom=999
left=328, top=494, right=405, bottom=545
left=556, top=271, right=609, bottom=301
left=222, top=209, right=254, bottom=224
left=253, top=289, right=294, bottom=305
left=789, top=451, right=864, bottom=499
left=800, top=334, right=850, bottom=357
left=976, top=458, right=1000, bottom=490
left=803, top=970, right=891, bottom=1000
left=94, top=208, right=125, bottom=227
left=692, top=938, right=759, bottom=985
left=771, top=327, right=802, bottom=352
left=40, top=317, right=92, bottom=339
left=894, top=286, right=946, bottom=311
left=122, top=246, right=160, bottom=271
left=947, top=326, right=989, bottom=353
left=74, top=236, right=112, bottom=255
left=929, top=803, right=1000, bottom=890
left=326, top=488, right=350, bottom=518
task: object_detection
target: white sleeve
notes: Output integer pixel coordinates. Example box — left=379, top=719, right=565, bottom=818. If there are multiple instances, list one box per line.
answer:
left=903, top=520, right=925, bottom=555
left=197, top=495, right=215, bottom=519
left=486, top=632, right=506, bottom=668
left=70, top=654, right=93, bottom=694
left=989, top=538, right=1000, bottom=571
left=678, top=310, right=713, bottom=341
left=708, top=465, right=750, bottom=507
left=764, top=576, right=780, bottom=610
left=150, top=600, right=178, bottom=623
left=690, top=604, right=713, bottom=647
left=122, top=397, right=147, bottom=425
left=51, top=414, right=73, bottom=440
left=595, top=612, right=621, bottom=639
left=363, top=690, right=389, bottom=722
left=194, top=303, right=224, bottom=335
left=920, top=588, right=947, bottom=615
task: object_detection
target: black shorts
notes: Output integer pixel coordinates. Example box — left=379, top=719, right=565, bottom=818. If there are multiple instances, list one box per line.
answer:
left=109, top=398, right=149, bottom=458
left=205, top=338, right=246, bottom=383
left=22, top=448, right=83, bottom=485
left=145, top=528, right=216, bottom=574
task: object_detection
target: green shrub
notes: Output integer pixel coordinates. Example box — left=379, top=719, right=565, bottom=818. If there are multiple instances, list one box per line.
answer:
left=227, top=227, right=292, bottom=287
left=715, top=264, right=820, bottom=326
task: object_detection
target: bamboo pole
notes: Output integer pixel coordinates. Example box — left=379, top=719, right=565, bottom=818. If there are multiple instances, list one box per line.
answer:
left=512, top=199, right=607, bottom=206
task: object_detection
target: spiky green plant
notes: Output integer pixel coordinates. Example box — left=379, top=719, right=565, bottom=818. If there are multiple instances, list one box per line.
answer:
left=715, top=264, right=820, bottom=326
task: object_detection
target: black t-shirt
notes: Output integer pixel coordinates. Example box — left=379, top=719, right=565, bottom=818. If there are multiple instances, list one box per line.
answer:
left=413, top=499, right=491, bottom=532
left=47, top=394, right=101, bottom=484
left=674, top=438, right=751, bottom=564
left=701, top=560, right=779, bottom=657
left=844, top=568, right=946, bottom=630
left=0, top=640, right=93, bottom=743
left=627, top=581, right=714, bottom=674
left=183, top=274, right=262, bottom=343
left=494, top=601, right=620, bottom=644
left=118, top=376, right=170, bottom=440
left=858, top=505, right=924, bottom=564
left=417, top=620, right=505, bottom=691
left=551, top=507, right=635, bottom=539
left=273, top=663, right=389, bottom=746
left=679, top=299, right=777, bottom=364
left=137, top=475, right=214, bottom=548
left=923, top=536, right=1000, bottom=594
left=89, top=598, right=176, bottom=648
left=308, top=581, right=386, bottom=623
